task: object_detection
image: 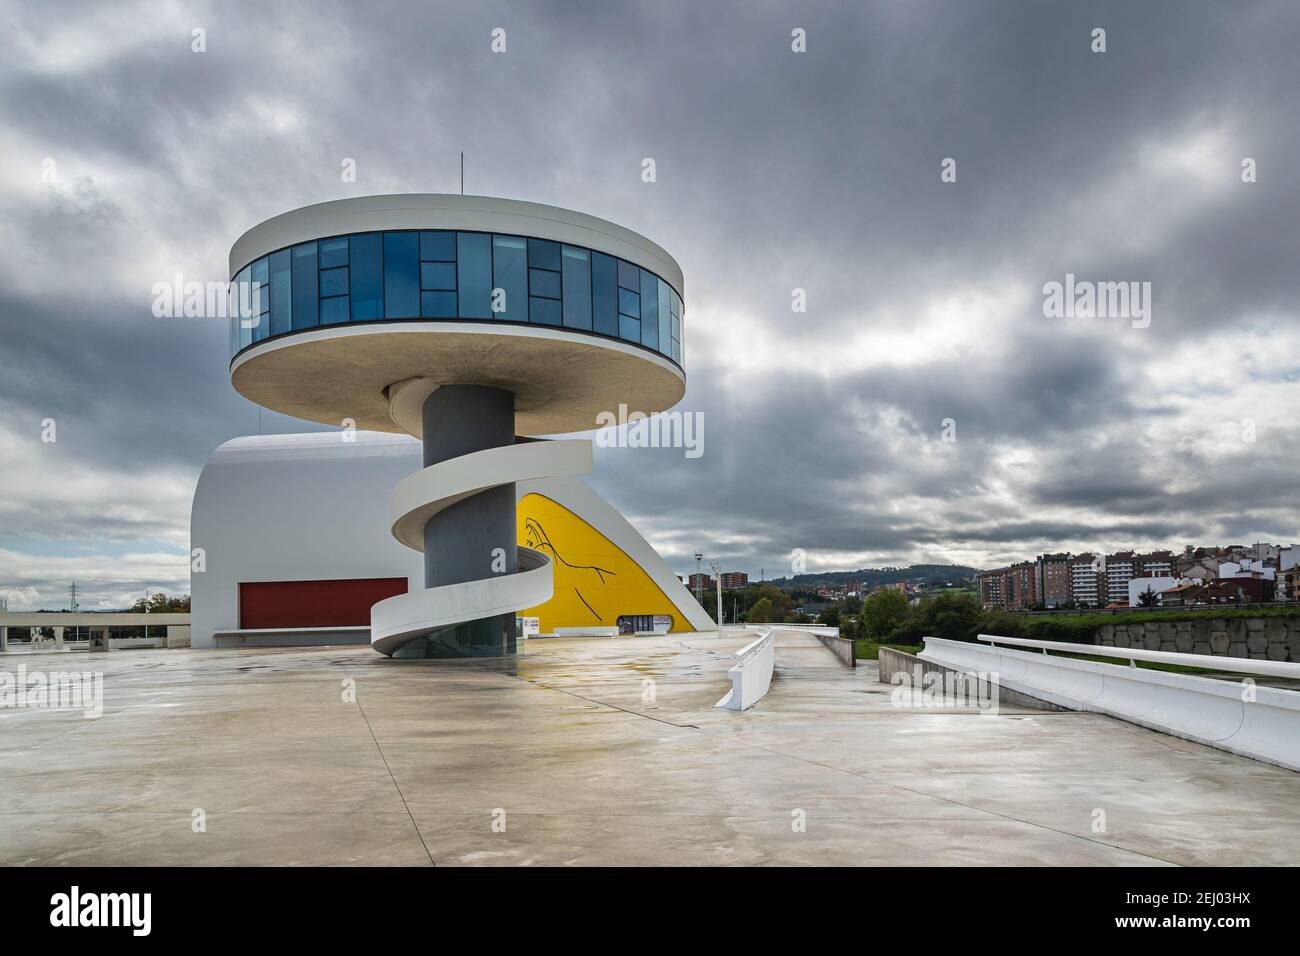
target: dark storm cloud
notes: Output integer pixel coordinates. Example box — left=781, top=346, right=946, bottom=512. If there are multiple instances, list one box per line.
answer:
left=1, top=0, right=1298, bottom=607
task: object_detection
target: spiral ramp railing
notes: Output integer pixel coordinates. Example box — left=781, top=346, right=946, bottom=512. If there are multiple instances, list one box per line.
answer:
left=370, top=438, right=593, bottom=656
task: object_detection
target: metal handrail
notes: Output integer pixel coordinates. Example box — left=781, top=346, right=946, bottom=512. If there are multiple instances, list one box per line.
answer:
left=976, top=633, right=1300, bottom=680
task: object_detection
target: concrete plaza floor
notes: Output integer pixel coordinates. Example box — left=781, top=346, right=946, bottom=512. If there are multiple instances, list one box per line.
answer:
left=2, top=630, right=1298, bottom=866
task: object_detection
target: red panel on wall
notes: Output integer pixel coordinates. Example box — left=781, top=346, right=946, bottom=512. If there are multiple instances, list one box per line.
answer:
left=239, top=577, right=408, bottom=629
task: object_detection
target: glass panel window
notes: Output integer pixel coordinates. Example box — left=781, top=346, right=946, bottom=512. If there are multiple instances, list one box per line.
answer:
left=319, top=237, right=348, bottom=269
left=492, top=235, right=527, bottom=322
left=269, top=249, right=292, bottom=336
left=420, top=261, right=456, bottom=291
left=591, top=251, right=618, bottom=336
left=529, top=296, right=562, bottom=326
left=236, top=265, right=254, bottom=350
left=619, top=313, right=641, bottom=342
left=319, top=266, right=348, bottom=298
left=457, top=232, right=492, bottom=318
left=617, top=259, right=639, bottom=291
left=383, top=232, right=419, bottom=318
left=639, top=269, right=658, bottom=349
left=349, top=234, right=383, bottom=321
left=527, top=238, right=561, bottom=272
left=618, top=286, right=639, bottom=318
left=230, top=235, right=678, bottom=353
left=291, top=243, right=318, bottom=330
left=561, top=246, right=592, bottom=330
left=421, top=290, right=457, bottom=318
left=250, top=257, right=269, bottom=292
left=671, top=290, right=683, bottom=363
left=657, top=279, right=671, bottom=355
left=420, top=230, right=456, bottom=261
left=320, top=295, right=349, bottom=326
left=250, top=257, right=270, bottom=341
left=529, top=268, right=561, bottom=300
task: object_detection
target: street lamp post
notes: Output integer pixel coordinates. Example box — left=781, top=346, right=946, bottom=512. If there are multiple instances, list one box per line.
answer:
left=709, top=561, right=723, bottom=625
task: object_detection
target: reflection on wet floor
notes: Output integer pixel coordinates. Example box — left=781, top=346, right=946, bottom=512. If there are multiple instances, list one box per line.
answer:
left=2, top=633, right=1298, bottom=866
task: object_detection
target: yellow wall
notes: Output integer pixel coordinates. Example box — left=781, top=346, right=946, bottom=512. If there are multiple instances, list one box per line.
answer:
left=517, top=492, right=691, bottom=633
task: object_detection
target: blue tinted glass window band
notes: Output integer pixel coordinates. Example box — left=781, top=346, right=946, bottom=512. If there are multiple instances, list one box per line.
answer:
left=232, top=228, right=681, bottom=367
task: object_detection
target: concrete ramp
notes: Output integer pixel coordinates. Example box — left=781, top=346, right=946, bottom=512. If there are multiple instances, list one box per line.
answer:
left=773, top=628, right=847, bottom=670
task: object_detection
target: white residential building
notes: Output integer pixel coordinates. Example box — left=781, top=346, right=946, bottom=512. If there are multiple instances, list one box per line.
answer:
left=1127, top=576, right=1181, bottom=607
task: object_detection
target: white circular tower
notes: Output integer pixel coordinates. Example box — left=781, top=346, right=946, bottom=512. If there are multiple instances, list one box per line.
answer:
left=228, top=194, right=686, bottom=657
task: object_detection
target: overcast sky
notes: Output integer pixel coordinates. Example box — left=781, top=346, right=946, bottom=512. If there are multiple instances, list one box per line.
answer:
left=2, top=0, right=1298, bottom=609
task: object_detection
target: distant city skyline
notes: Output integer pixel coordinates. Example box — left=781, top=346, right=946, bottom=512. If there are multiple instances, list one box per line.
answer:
left=977, top=540, right=1297, bottom=609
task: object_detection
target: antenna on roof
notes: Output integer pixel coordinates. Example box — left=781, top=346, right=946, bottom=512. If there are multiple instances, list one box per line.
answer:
left=460, top=152, right=464, bottom=196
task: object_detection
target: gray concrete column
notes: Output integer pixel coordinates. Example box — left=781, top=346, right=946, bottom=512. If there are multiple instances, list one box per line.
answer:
left=89, top=626, right=110, bottom=653
left=405, top=384, right=518, bottom=658
left=0, top=626, right=7, bottom=653
left=421, top=384, right=518, bottom=585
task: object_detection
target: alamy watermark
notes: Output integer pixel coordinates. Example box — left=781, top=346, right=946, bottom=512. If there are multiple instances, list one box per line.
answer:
left=1, top=665, right=104, bottom=718
left=889, top=664, right=1000, bottom=714
left=595, top=404, right=703, bottom=459
left=50, top=886, right=150, bottom=936
left=1042, top=273, right=1151, bottom=329
left=151, top=275, right=262, bottom=325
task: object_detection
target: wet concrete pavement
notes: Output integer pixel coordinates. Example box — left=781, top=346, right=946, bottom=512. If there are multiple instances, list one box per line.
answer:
left=2, top=630, right=1297, bottom=865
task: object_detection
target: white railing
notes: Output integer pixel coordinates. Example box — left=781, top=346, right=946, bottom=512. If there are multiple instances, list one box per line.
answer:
left=715, top=628, right=776, bottom=711
left=920, top=635, right=1300, bottom=772
left=724, top=622, right=839, bottom=636
left=979, top=633, right=1300, bottom=679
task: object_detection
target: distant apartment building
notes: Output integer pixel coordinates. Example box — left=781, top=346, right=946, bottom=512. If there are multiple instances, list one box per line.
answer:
left=1103, top=551, right=1173, bottom=605
left=686, top=573, right=714, bottom=593
left=1036, top=553, right=1072, bottom=607
left=1175, top=547, right=1220, bottom=582
left=1127, top=576, right=1181, bottom=607
left=719, top=572, right=749, bottom=590
left=977, top=563, right=1037, bottom=610
left=1219, top=559, right=1275, bottom=582
left=977, top=568, right=1007, bottom=608
left=1163, top=577, right=1275, bottom=606
left=1103, top=552, right=1134, bottom=604
left=1007, top=561, right=1037, bottom=609
left=1276, top=566, right=1300, bottom=603
left=1069, top=554, right=1101, bottom=607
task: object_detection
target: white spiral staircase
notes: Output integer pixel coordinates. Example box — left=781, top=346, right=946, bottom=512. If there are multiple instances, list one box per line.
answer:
left=370, top=438, right=593, bottom=656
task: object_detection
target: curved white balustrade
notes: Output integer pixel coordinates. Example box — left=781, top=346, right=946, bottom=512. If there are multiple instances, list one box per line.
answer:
left=389, top=439, right=592, bottom=550
left=371, top=546, right=551, bottom=655
left=716, top=627, right=776, bottom=711
left=920, top=635, right=1300, bottom=772
left=371, top=437, right=592, bottom=656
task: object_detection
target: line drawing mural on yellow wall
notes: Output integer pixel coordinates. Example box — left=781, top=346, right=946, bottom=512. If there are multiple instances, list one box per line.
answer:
left=517, top=492, right=696, bottom=633
left=522, top=515, right=616, bottom=621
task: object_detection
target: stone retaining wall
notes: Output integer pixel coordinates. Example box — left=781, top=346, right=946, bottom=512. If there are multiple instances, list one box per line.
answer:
left=1096, top=617, right=1300, bottom=663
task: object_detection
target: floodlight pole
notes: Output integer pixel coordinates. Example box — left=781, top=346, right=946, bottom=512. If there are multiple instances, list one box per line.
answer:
left=709, top=561, right=723, bottom=625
